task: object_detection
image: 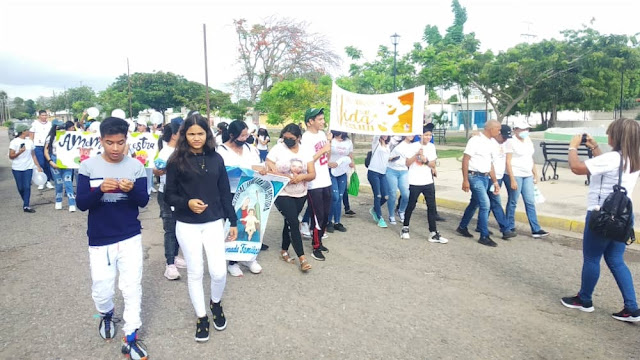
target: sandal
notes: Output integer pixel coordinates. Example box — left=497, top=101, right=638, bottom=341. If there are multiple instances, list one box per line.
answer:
left=299, top=258, right=312, bottom=272
left=280, top=251, right=295, bottom=264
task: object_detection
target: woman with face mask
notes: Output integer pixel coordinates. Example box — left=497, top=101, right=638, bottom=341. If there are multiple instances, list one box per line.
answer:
left=504, top=119, right=549, bottom=238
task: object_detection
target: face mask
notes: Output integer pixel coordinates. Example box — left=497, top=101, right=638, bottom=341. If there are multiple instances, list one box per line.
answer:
left=283, top=138, right=297, bottom=148
left=233, top=139, right=245, bottom=146
left=518, top=131, right=530, bottom=139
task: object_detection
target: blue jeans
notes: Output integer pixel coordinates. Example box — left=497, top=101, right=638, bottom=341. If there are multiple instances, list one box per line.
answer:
left=386, top=168, right=409, bottom=217
left=459, top=178, right=510, bottom=233
left=578, top=211, right=638, bottom=311
left=259, top=149, right=268, bottom=162
left=50, top=155, right=76, bottom=206
left=505, top=176, right=541, bottom=233
left=34, top=146, right=52, bottom=181
left=459, top=175, right=491, bottom=237
left=329, top=173, right=347, bottom=224
left=367, top=170, right=388, bottom=219
left=12, top=169, right=33, bottom=208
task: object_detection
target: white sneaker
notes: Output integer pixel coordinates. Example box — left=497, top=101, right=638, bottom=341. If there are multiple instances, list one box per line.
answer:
left=46, top=181, right=54, bottom=189
left=401, top=226, right=410, bottom=239
left=227, top=263, right=244, bottom=277
left=68, top=206, right=76, bottom=212
left=55, top=202, right=62, bottom=210
left=389, top=216, right=397, bottom=225
left=150, top=187, right=158, bottom=193
left=37, top=184, right=45, bottom=190
left=429, top=231, right=449, bottom=244
left=174, top=255, right=187, bottom=269
left=164, top=264, right=180, bottom=280
left=322, top=233, right=328, bottom=240
left=240, top=260, right=262, bottom=274
left=301, top=222, right=311, bottom=238
left=398, top=211, right=405, bottom=222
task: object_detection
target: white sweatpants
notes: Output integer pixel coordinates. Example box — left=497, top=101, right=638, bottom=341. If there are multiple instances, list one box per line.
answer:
left=89, top=234, right=143, bottom=336
left=175, top=219, right=227, bottom=317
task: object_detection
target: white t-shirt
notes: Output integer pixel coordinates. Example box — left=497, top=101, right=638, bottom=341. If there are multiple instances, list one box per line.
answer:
left=401, top=142, right=437, bottom=186
left=256, top=135, right=270, bottom=151
left=368, top=136, right=391, bottom=175
left=301, top=131, right=331, bottom=189
left=217, top=143, right=261, bottom=192
left=464, top=133, right=498, bottom=174
left=387, top=140, right=411, bottom=172
left=329, top=138, right=353, bottom=177
left=9, top=138, right=35, bottom=171
left=585, top=151, right=640, bottom=210
left=44, top=135, right=56, bottom=156
left=156, top=145, right=175, bottom=192
left=267, top=142, right=314, bottom=198
left=507, top=137, right=535, bottom=177
left=494, top=141, right=511, bottom=180
left=29, top=120, right=52, bottom=146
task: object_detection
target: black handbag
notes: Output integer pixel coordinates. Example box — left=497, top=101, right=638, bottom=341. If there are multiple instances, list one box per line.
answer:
left=364, top=141, right=380, bottom=168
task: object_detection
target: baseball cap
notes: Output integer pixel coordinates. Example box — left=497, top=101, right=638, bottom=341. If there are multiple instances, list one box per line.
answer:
left=513, top=119, right=531, bottom=129
left=500, top=124, right=512, bottom=139
left=304, top=108, right=324, bottom=123
left=136, top=118, right=148, bottom=126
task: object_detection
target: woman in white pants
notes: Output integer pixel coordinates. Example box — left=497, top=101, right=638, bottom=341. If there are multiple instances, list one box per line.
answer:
left=165, top=114, right=238, bottom=342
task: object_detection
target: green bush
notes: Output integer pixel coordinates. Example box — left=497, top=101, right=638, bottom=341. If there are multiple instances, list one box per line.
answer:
left=635, top=113, right=640, bottom=121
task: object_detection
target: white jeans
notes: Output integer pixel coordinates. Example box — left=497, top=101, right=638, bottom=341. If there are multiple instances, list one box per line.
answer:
left=89, top=234, right=143, bottom=336
left=175, top=220, right=227, bottom=317
left=145, top=168, right=154, bottom=195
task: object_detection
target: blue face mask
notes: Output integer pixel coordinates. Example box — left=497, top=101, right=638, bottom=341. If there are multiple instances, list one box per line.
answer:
left=518, top=131, right=530, bottom=139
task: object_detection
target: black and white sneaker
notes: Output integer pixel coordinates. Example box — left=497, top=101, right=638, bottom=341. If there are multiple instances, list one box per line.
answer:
left=429, top=231, right=449, bottom=244
left=195, top=316, right=210, bottom=342
left=400, top=226, right=410, bottom=239
left=311, top=249, right=326, bottom=261
left=561, top=295, right=594, bottom=312
left=99, top=309, right=117, bottom=340
left=209, top=300, right=227, bottom=331
left=532, top=230, right=550, bottom=238
left=612, top=308, right=640, bottom=322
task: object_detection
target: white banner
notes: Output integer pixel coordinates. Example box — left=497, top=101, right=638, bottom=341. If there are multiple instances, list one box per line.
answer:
left=329, top=83, right=426, bottom=135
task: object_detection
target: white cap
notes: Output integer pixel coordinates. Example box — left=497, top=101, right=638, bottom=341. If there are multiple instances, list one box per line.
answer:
left=111, top=109, right=126, bottom=119
left=513, top=119, right=531, bottom=129
left=88, top=121, right=101, bottom=133
left=136, top=118, right=148, bottom=127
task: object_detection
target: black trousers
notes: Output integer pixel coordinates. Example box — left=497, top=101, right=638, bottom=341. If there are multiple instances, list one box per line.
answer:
left=404, top=183, right=437, bottom=232
left=307, top=186, right=331, bottom=250
left=274, top=195, right=307, bottom=257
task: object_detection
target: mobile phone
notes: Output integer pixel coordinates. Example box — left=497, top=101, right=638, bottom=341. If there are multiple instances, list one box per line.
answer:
left=581, top=134, right=587, bottom=144
left=390, top=156, right=400, bottom=162
left=20, top=143, right=25, bottom=149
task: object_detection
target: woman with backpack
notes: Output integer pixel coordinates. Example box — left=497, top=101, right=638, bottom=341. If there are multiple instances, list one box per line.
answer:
left=561, top=118, right=640, bottom=322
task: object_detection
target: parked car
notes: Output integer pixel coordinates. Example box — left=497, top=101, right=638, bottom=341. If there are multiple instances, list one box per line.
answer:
left=7, top=119, right=33, bottom=140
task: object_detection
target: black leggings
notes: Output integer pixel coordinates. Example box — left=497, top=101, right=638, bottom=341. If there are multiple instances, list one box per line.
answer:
left=274, top=195, right=307, bottom=257
left=307, top=186, right=331, bottom=250
left=404, top=184, right=437, bottom=232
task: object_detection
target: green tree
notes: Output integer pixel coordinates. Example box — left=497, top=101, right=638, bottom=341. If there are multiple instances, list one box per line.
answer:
left=258, top=75, right=332, bottom=125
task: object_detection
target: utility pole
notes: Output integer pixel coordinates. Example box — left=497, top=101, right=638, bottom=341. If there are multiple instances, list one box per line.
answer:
left=390, top=33, right=400, bottom=92
left=203, top=24, right=211, bottom=126
left=619, top=68, right=624, bottom=119
left=127, top=58, right=133, bottom=121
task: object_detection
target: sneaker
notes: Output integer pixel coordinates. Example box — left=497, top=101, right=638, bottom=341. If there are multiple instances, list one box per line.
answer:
left=37, top=184, right=45, bottom=190
left=322, top=233, right=328, bottom=240
left=209, top=300, right=227, bottom=331
left=326, top=222, right=335, bottom=233
left=121, top=330, right=148, bottom=360
left=99, top=309, right=116, bottom=340
left=400, top=226, right=410, bottom=239
left=532, top=230, right=550, bottom=238
left=345, top=209, right=356, bottom=217
left=227, top=263, right=244, bottom=277
left=334, top=223, right=347, bottom=232
left=502, top=231, right=517, bottom=240
left=377, top=218, right=388, bottom=228
left=46, top=181, right=54, bottom=189
left=174, top=255, right=187, bottom=269
left=429, top=231, right=449, bottom=244
left=319, top=244, right=329, bottom=252
left=240, top=260, right=262, bottom=274
left=150, top=187, right=158, bottom=193
left=475, top=228, right=494, bottom=235
left=23, top=207, right=35, bottom=213
left=369, top=207, right=379, bottom=222
left=456, top=227, right=474, bottom=238
left=612, top=308, right=640, bottom=322
left=195, top=316, right=210, bottom=342
left=55, top=202, right=62, bottom=210
left=261, top=243, right=269, bottom=251
left=389, top=216, right=397, bottom=225
left=398, top=211, right=405, bottom=222
left=561, top=295, right=594, bottom=312
left=435, top=213, right=446, bottom=222
left=164, top=264, right=181, bottom=280
left=311, top=249, right=326, bottom=261
left=68, top=205, right=76, bottom=212
left=478, top=236, right=498, bottom=247
left=301, top=222, right=311, bottom=238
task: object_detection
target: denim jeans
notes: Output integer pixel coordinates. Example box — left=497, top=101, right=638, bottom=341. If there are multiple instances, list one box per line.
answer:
left=50, top=155, right=76, bottom=206
left=459, top=178, right=509, bottom=234
left=12, top=169, right=33, bottom=208
left=259, top=149, right=268, bottom=162
left=157, top=191, right=179, bottom=265
left=34, top=146, right=52, bottom=181
left=329, top=173, right=347, bottom=224
left=459, top=175, right=491, bottom=237
left=505, top=175, right=541, bottom=233
left=367, top=170, right=388, bottom=219
left=578, top=211, right=638, bottom=311
left=386, top=168, right=409, bottom=217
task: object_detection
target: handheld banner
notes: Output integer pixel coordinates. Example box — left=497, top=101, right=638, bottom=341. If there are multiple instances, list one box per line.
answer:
left=329, top=82, right=425, bottom=135
left=224, top=166, right=289, bottom=262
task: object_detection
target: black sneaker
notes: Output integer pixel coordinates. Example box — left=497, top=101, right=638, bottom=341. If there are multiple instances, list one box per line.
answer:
left=478, top=236, right=498, bottom=247
left=475, top=228, right=494, bottom=235
left=326, top=222, right=335, bottom=233
left=121, top=330, right=148, bottom=360
left=334, top=223, right=347, bottom=232
left=344, top=209, right=356, bottom=217
left=319, top=244, right=329, bottom=252
left=456, top=227, right=474, bottom=238
left=532, top=230, right=550, bottom=238
left=612, top=308, right=640, bottom=322
left=311, top=249, right=326, bottom=261
left=435, top=214, right=446, bottom=222
left=561, top=295, right=594, bottom=312
left=23, top=207, right=35, bottom=213
left=502, top=231, right=517, bottom=240
left=99, top=309, right=117, bottom=340
left=261, top=243, right=269, bottom=251
left=209, top=300, right=227, bottom=331
left=195, top=316, right=210, bottom=342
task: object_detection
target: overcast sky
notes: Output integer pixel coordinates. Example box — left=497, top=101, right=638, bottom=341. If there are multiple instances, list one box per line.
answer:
left=1, top=0, right=638, bottom=101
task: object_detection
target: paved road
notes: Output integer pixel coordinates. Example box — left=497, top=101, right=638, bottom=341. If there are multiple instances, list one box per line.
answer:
left=0, top=130, right=639, bottom=359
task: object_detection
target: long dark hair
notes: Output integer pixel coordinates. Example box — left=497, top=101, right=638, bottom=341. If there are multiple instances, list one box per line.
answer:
left=168, top=114, right=215, bottom=174
left=258, top=128, right=269, bottom=138
left=46, top=125, right=58, bottom=155
left=222, top=120, right=248, bottom=143
left=280, top=123, right=302, bottom=139
left=158, top=122, right=180, bottom=151
left=607, top=118, right=640, bottom=173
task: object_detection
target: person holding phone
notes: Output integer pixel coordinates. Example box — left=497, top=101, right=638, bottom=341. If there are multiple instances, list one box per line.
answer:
left=9, top=123, right=42, bottom=213
left=165, top=114, right=237, bottom=342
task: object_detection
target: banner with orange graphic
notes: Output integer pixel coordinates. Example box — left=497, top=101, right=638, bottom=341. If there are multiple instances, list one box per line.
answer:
left=329, top=83, right=426, bottom=135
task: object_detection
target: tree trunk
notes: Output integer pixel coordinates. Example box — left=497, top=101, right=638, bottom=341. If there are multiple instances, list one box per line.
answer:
left=549, top=102, right=557, bottom=129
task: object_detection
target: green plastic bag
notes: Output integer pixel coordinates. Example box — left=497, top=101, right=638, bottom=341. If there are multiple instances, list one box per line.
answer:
left=347, top=171, right=360, bottom=196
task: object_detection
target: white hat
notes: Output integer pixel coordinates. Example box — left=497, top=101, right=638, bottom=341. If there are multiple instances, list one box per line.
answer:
left=513, top=119, right=531, bottom=129
left=88, top=121, right=101, bottom=133
left=136, top=118, right=148, bottom=127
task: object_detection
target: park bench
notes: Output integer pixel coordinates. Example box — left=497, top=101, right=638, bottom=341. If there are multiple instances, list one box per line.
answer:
left=433, top=128, right=446, bottom=145
left=539, top=141, right=593, bottom=185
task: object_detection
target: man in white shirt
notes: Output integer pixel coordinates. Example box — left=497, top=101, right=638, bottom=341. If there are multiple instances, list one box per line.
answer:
left=29, top=110, right=54, bottom=189
left=301, top=108, right=332, bottom=261
left=456, top=120, right=502, bottom=247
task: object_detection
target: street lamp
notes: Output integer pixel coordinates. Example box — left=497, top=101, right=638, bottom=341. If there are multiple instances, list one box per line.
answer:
left=390, top=33, right=400, bottom=92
